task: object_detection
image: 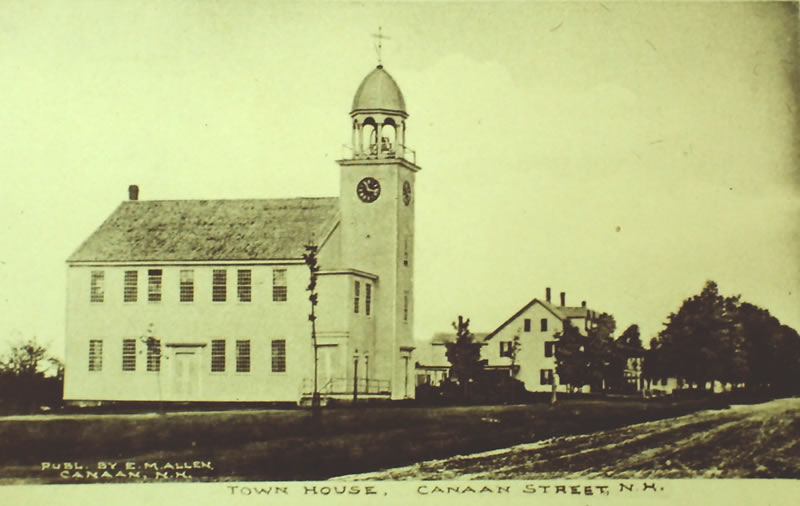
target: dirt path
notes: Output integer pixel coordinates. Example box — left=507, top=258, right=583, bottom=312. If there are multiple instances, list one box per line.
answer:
left=339, top=398, right=800, bottom=480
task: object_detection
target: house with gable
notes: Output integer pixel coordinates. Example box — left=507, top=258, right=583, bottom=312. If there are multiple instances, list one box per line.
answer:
left=416, top=288, right=601, bottom=393
left=483, top=288, right=599, bottom=392
left=64, top=61, right=421, bottom=405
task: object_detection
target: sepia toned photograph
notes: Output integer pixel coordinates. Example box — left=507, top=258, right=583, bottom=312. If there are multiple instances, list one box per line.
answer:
left=1, top=1, right=799, bottom=501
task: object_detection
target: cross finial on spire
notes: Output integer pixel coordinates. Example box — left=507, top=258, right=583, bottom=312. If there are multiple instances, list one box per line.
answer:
left=371, top=26, right=391, bottom=65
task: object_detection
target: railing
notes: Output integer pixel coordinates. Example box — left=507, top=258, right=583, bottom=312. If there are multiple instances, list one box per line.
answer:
left=341, top=143, right=417, bottom=165
left=301, top=377, right=391, bottom=395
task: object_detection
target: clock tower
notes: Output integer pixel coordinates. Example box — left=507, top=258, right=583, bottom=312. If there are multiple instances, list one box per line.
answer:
left=338, top=64, right=421, bottom=399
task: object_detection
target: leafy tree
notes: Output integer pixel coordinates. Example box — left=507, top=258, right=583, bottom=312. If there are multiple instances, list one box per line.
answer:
left=1, top=338, right=48, bottom=377
left=0, top=338, right=63, bottom=411
left=653, top=281, right=744, bottom=390
left=608, top=324, right=644, bottom=392
left=585, top=313, right=616, bottom=391
left=445, top=316, right=484, bottom=396
left=554, top=321, right=587, bottom=392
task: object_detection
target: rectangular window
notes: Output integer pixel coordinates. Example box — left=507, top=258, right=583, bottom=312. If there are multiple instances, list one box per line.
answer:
left=146, top=338, right=161, bottom=372
left=88, top=339, right=103, bottom=371
left=365, top=283, right=372, bottom=316
left=180, top=269, right=194, bottom=302
left=540, top=369, right=554, bottom=385
left=403, top=291, right=409, bottom=322
left=122, top=339, right=136, bottom=371
left=211, top=339, right=226, bottom=372
left=540, top=318, right=549, bottom=332
left=353, top=281, right=360, bottom=314
left=523, top=318, right=531, bottom=332
left=238, top=269, right=252, bottom=302
left=271, top=339, right=286, bottom=373
left=236, top=340, right=251, bottom=373
left=500, top=341, right=512, bottom=358
left=545, top=341, right=556, bottom=358
left=90, top=271, right=104, bottom=303
left=272, top=269, right=287, bottom=302
left=124, top=270, right=137, bottom=302
left=212, top=269, right=227, bottom=302
left=403, top=236, right=409, bottom=266
left=148, top=269, right=162, bottom=302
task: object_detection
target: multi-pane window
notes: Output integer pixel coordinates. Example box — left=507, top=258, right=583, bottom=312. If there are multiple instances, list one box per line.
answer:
left=122, top=339, right=136, bottom=371
left=272, top=269, right=287, bottom=302
left=212, top=269, right=227, bottom=302
left=146, top=338, right=161, bottom=372
left=545, top=341, right=556, bottom=358
left=365, top=283, right=372, bottom=316
left=403, top=291, right=409, bottom=322
left=353, top=281, right=360, bottom=314
left=148, top=269, right=162, bottom=302
left=236, top=340, right=251, bottom=373
left=540, top=318, right=548, bottom=332
left=180, top=269, right=194, bottom=302
left=238, top=269, right=252, bottom=302
left=90, top=271, right=105, bottom=303
left=124, top=270, right=137, bottom=302
left=88, top=339, right=103, bottom=371
left=271, top=339, right=286, bottom=373
left=500, top=341, right=513, bottom=358
left=523, top=318, right=531, bottom=332
left=211, top=339, right=226, bottom=372
left=540, top=369, right=554, bottom=385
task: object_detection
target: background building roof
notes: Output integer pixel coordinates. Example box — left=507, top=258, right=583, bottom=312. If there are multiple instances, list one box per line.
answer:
left=68, top=197, right=338, bottom=262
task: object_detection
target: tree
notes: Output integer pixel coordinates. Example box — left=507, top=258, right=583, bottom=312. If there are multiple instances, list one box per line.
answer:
left=0, top=338, right=63, bottom=411
left=652, top=281, right=744, bottom=389
left=0, top=338, right=49, bottom=378
left=554, top=321, right=588, bottom=392
left=302, top=244, right=321, bottom=411
left=444, top=316, right=484, bottom=397
left=585, top=313, right=616, bottom=392
left=608, top=324, right=644, bottom=392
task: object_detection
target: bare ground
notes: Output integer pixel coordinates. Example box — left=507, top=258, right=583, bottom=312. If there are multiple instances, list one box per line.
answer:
left=339, top=397, right=800, bottom=480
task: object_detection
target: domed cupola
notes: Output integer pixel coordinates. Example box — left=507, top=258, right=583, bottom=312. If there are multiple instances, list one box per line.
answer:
left=351, top=65, right=407, bottom=115
left=348, top=65, right=413, bottom=162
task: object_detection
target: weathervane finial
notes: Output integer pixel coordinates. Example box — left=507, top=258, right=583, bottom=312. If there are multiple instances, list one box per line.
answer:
left=371, top=26, right=391, bottom=65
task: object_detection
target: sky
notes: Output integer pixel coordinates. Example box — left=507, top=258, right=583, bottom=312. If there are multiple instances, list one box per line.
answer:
left=1, top=1, right=798, bottom=360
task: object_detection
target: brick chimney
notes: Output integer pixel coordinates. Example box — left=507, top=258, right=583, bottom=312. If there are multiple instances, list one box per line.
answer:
left=560, top=291, right=566, bottom=307
left=546, top=287, right=551, bottom=303
left=128, top=185, right=139, bottom=201
left=581, top=300, right=586, bottom=308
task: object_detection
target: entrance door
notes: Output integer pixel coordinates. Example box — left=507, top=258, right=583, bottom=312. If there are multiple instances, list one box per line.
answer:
left=317, top=345, right=337, bottom=393
left=171, top=349, right=201, bottom=400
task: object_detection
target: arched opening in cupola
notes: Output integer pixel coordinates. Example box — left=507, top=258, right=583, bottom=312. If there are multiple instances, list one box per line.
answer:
left=379, top=119, right=398, bottom=157
left=361, top=117, right=379, bottom=157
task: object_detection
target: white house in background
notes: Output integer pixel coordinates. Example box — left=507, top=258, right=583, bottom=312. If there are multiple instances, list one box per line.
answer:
left=64, top=62, right=421, bottom=404
left=416, top=288, right=601, bottom=393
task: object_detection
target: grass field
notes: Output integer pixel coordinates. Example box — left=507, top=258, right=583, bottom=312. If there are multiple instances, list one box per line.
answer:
left=0, top=396, right=735, bottom=483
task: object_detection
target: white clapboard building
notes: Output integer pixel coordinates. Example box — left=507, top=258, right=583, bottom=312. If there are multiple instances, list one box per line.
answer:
left=64, top=63, right=420, bottom=404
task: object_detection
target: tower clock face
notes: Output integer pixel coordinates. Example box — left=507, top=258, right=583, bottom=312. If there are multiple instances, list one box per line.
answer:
left=356, top=177, right=381, bottom=203
left=402, top=181, right=412, bottom=206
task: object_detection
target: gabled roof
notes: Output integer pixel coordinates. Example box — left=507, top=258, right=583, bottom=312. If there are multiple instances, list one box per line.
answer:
left=68, top=197, right=339, bottom=263
left=484, top=298, right=593, bottom=341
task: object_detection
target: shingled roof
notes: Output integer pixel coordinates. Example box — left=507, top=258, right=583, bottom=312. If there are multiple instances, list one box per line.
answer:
left=68, top=197, right=339, bottom=262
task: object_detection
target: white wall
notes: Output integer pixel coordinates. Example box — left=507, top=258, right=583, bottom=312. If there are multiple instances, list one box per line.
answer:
left=65, top=263, right=318, bottom=403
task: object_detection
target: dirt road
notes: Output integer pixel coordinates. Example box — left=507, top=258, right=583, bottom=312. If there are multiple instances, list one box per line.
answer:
left=341, top=397, right=800, bottom=479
